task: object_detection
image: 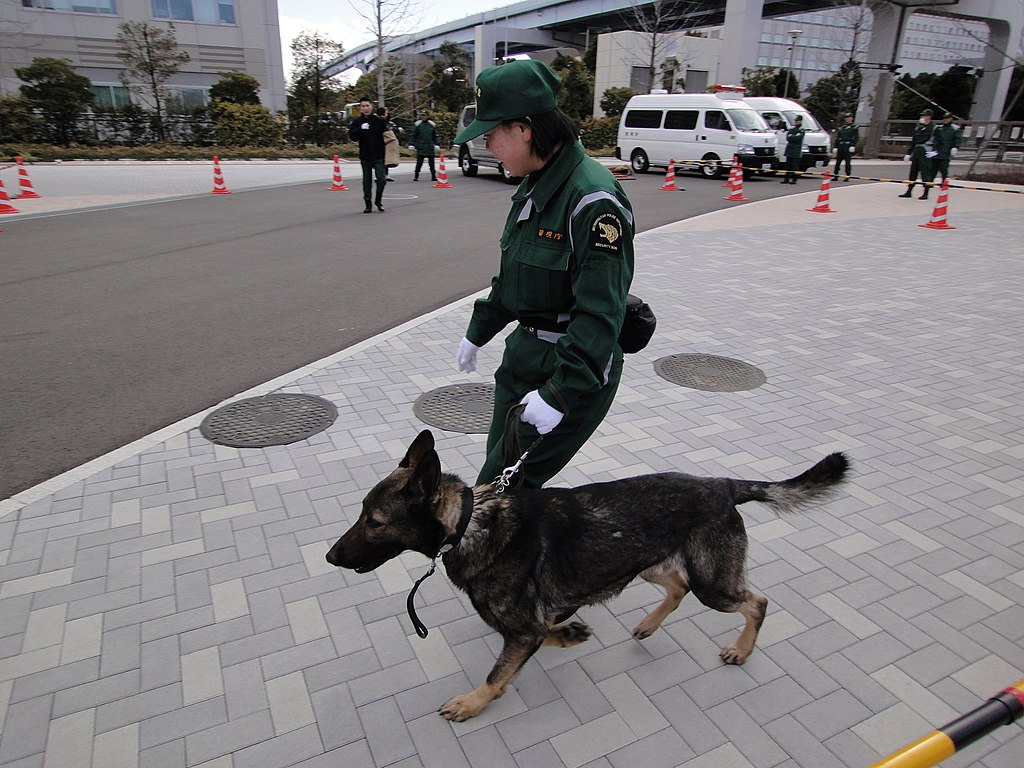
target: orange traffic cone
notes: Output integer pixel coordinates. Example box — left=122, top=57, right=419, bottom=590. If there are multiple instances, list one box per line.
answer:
left=659, top=159, right=680, bottom=190
left=807, top=170, right=836, bottom=213
left=328, top=155, right=348, bottom=190
left=211, top=156, right=231, bottom=194
left=0, top=178, right=20, bottom=214
left=723, top=155, right=739, bottom=187
left=433, top=154, right=453, bottom=188
left=723, top=157, right=748, bottom=201
left=919, top=178, right=956, bottom=230
left=14, top=156, right=41, bottom=199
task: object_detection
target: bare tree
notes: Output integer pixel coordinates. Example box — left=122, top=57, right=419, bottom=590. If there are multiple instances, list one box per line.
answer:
left=349, top=0, right=419, bottom=107
left=621, top=0, right=708, bottom=94
left=116, top=21, right=190, bottom=142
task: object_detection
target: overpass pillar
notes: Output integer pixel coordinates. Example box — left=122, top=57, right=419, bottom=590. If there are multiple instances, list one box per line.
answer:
left=974, top=18, right=1014, bottom=123
left=860, top=2, right=903, bottom=158
left=718, top=0, right=764, bottom=86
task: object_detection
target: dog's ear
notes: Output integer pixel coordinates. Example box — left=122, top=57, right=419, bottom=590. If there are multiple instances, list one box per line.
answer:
left=405, top=447, right=442, bottom=504
left=400, top=430, right=435, bottom=468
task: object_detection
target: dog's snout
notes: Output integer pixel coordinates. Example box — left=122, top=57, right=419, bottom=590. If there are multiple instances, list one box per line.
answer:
left=325, top=540, right=344, bottom=567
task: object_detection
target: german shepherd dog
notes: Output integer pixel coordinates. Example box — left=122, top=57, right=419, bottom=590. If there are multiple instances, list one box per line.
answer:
left=326, top=430, right=849, bottom=721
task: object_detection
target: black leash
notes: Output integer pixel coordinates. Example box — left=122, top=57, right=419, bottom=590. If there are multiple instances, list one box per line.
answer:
left=495, top=403, right=543, bottom=493
left=406, top=486, right=475, bottom=638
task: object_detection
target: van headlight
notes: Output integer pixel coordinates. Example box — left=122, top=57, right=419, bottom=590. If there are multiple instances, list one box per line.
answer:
left=736, top=144, right=754, bottom=154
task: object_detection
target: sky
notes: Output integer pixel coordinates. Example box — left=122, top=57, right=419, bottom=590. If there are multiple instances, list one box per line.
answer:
left=276, top=0, right=512, bottom=81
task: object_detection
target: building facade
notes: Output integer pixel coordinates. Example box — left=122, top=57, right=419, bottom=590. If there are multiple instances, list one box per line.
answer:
left=0, top=0, right=287, bottom=113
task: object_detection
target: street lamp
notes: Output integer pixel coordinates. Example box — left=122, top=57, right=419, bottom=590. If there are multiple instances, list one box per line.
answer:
left=783, top=29, right=802, bottom=99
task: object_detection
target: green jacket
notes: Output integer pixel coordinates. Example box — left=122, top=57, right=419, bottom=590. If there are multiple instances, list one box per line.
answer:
left=908, top=120, right=936, bottom=156
left=466, top=141, right=635, bottom=415
left=784, top=126, right=806, bottom=159
left=835, top=123, right=858, bottom=150
left=932, top=123, right=961, bottom=159
left=411, top=119, right=437, bottom=155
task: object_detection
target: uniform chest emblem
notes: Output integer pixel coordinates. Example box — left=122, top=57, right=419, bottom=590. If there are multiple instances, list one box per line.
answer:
left=590, top=213, right=623, bottom=252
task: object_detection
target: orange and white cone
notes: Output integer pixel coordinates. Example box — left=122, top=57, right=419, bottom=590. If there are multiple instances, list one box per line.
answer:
left=328, top=155, right=348, bottom=190
left=0, top=178, right=20, bottom=214
left=807, top=170, right=836, bottom=213
left=723, top=155, right=739, bottom=187
left=14, top=156, right=41, bottom=199
left=433, top=154, right=453, bottom=188
left=919, top=178, right=956, bottom=230
left=211, top=156, right=231, bottom=194
left=723, top=157, right=748, bottom=201
left=659, top=159, right=679, bottom=190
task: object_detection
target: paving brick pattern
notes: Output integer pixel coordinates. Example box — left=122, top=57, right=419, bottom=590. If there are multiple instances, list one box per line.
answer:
left=1, top=195, right=1023, bottom=767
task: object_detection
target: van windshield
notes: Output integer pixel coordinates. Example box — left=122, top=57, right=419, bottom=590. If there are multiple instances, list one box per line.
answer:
left=726, top=109, right=770, bottom=132
left=782, top=110, right=821, bottom=130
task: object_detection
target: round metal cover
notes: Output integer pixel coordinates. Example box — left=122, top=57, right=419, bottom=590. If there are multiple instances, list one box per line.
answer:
left=653, top=354, right=767, bottom=392
left=199, top=393, right=337, bottom=448
left=413, top=383, right=495, bottom=434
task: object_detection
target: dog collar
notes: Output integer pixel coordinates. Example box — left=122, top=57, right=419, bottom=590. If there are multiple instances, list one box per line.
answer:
left=407, top=487, right=474, bottom=638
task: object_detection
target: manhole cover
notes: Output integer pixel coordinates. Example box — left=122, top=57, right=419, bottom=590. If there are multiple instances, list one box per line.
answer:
left=413, top=383, right=495, bottom=434
left=653, top=354, right=767, bottom=392
left=199, top=393, right=337, bottom=447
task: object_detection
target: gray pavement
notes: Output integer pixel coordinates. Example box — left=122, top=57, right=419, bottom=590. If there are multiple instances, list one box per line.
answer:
left=1, top=164, right=1022, bottom=768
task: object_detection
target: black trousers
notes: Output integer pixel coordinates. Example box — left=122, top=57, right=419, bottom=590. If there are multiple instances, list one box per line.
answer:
left=360, top=157, right=386, bottom=204
left=783, top=157, right=801, bottom=182
left=414, top=155, right=436, bottom=179
left=905, top=151, right=933, bottom=192
left=834, top=147, right=853, bottom=176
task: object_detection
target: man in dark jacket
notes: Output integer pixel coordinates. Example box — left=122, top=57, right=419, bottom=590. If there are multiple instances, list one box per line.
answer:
left=931, top=112, right=962, bottom=184
left=348, top=97, right=387, bottom=213
left=409, top=110, right=438, bottom=181
left=900, top=108, right=936, bottom=200
left=781, top=115, right=806, bottom=184
left=833, top=113, right=858, bottom=181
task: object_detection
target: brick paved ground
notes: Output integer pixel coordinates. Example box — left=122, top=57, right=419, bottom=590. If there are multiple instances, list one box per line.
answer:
left=1, top=181, right=1022, bottom=767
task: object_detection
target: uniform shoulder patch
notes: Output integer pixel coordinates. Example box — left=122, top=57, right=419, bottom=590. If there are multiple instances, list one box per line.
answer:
left=589, top=212, right=624, bottom=253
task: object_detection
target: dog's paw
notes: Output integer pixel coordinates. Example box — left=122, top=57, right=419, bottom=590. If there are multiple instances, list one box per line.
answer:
left=632, top=615, right=661, bottom=640
left=719, top=645, right=750, bottom=665
left=547, top=621, right=592, bottom=648
left=439, top=691, right=488, bottom=721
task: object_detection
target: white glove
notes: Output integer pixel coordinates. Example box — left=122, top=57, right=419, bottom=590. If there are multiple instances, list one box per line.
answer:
left=903, top=154, right=911, bottom=162
left=951, top=147, right=958, bottom=157
left=518, top=390, right=563, bottom=435
left=925, top=150, right=937, bottom=159
left=456, top=337, right=479, bottom=373
left=408, top=145, right=414, bottom=150
left=434, top=145, right=440, bottom=150
left=361, top=122, right=369, bottom=129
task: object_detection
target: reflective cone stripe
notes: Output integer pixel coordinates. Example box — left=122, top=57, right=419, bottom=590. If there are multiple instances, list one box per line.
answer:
left=869, top=679, right=1024, bottom=768
left=210, top=156, right=231, bottom=194
left=919, top=178, right=955, bottom=230
left=0, top=178, right=20, bottom=214
left=659, top=159, right=679, bottom=190
left=14, top=156, right=41, bottom=199
left=723, top=155, right=739, bottom=187
left=723, top=156, right=747, bottom=201
left=434, top=154, right=452, bottom=188
left=807, top=170, right=836, bottom=213
left=328, top=154, right=349, bottom=190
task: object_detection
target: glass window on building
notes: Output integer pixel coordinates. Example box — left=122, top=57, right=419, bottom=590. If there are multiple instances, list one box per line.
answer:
left=165, top=87, right=209, bottom=112
left=23, top=0, right=117, bottom=13
left=630, top=66, right=653, bottom=93
left=152, top=0, right=234, bottom=23
left=89, top=84, right=132, bottom=108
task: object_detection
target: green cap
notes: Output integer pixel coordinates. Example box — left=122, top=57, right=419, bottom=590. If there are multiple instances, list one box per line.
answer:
left=942, top=111, right=954, bottom=119
left=454, top=60, right=560, bottom=144
left=921, top=108, right=934, bottom=116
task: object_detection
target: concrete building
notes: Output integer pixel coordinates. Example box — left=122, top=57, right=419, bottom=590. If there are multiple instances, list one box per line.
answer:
left=0, top=0, right=287, bottom=113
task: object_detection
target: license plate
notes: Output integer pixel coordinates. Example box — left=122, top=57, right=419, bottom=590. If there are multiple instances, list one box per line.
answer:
left=762, top=163, right=773, bottom=170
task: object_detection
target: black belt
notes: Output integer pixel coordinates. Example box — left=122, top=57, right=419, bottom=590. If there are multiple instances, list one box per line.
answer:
left=519, top=317, right=570, bottom=336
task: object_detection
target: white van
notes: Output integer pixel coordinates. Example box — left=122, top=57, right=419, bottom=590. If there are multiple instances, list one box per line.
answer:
left=743, top=97, right=831, bottom=171
left=616, top=92, right=777, bottom=179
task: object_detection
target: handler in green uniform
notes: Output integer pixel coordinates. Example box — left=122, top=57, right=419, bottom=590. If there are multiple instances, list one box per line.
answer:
left=931, top=112, right=962, bottom=184
left=409, top=110, right=438, bottom=182
left=833, top=113, right=858, bottom=181
left=453, top=60, right=635, bottom=488
left=900, top=108, right=936, bottom=199
left=781, top=115, right=807, bottom=184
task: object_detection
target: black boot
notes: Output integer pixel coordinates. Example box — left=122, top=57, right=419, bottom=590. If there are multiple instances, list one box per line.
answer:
left=899, top=187, right=913, bottom=198
left=363, top=202, right=372, bottom=213
left=919, top=189, right=929, bottom=200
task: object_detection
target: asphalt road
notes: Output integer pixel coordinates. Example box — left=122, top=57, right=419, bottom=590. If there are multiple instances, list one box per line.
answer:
left=0, top=166, right=833, bottom=499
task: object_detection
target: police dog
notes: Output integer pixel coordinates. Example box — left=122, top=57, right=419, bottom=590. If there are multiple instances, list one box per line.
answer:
left=326, top=430, right=849, bottom=721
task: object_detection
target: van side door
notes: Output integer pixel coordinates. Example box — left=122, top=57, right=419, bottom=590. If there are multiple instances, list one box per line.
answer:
left=664, top=109, right=698, bottom=162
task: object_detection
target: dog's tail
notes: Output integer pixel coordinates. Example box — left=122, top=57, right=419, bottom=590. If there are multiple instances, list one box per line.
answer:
left=734, top=452, right=850, bottom=513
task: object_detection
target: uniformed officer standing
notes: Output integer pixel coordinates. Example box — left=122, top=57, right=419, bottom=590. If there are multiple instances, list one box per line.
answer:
left=931, top=112, right=962, bottom=184
left=833, top=113, right=858, bottom=181
left=781, top=115, right=806, bottom=184
left=453, top=60, right=635, bottom=489
left=900, top=108, right=936, bottom=199
left=409, top=110, right=438, bottom=182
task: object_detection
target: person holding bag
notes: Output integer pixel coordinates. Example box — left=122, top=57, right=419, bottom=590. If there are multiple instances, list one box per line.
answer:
left=453, top=60, right=636, bottom=489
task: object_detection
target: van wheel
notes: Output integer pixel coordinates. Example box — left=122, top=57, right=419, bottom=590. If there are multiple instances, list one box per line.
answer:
left=499, top=163, right=518, bottom=184
left=700, top=154, right=723, bottom=179
left=459, top=147, right=478, bottom=177
left=630, top=150, right=650, bottom=173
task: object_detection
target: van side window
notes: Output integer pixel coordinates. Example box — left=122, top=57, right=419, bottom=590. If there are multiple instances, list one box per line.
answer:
left=704, top=110, right=731, bottom=131
left=664, top=110, right=698, bottom=130
left=463, top=107, right=475, bottom=126
left=763, top=112, right=784, bottom=130
left=624, top=110, right=663, bottom=129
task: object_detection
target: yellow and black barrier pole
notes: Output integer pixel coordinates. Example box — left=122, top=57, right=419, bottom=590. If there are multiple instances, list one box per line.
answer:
left=867, top=679, right=1024, bottom=768
left=735, top=163, right=1024, bottom=194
